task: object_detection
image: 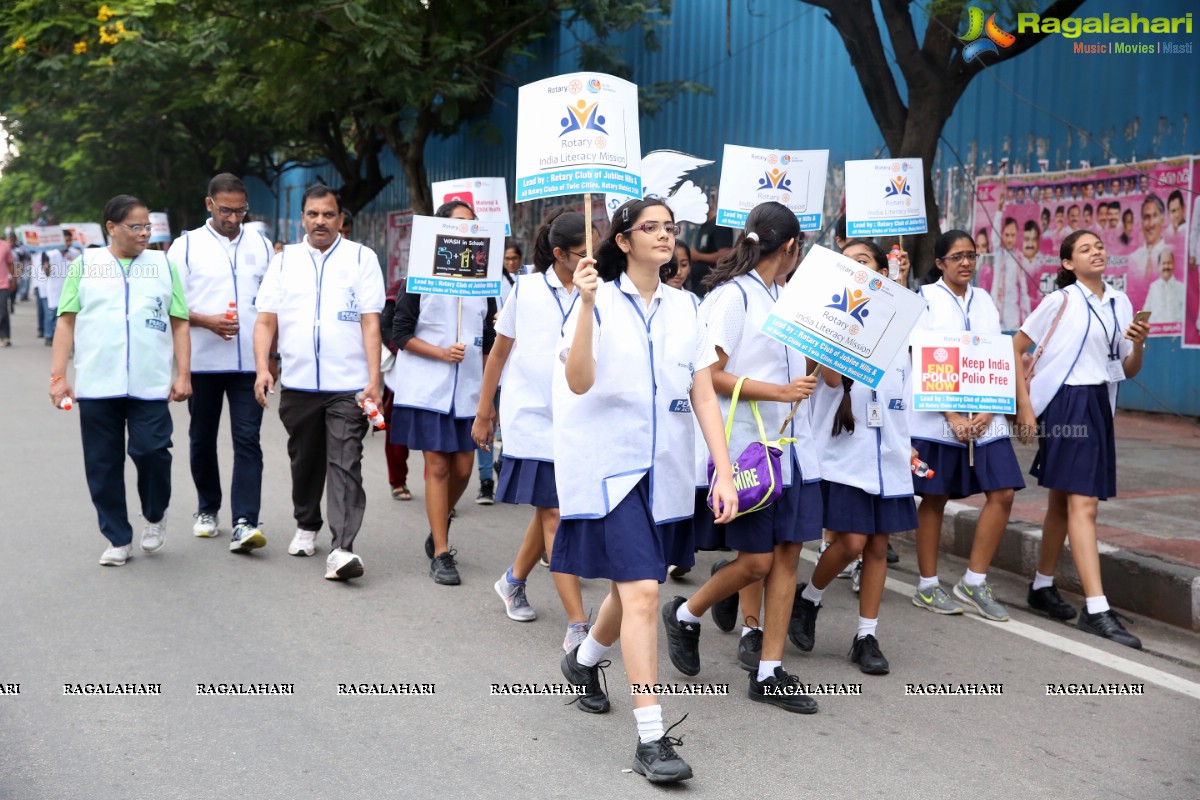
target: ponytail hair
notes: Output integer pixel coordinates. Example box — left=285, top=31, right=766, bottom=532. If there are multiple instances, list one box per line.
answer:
left=832, top=375, right=856, bottom=436
left=704, top=201, right=800, bottom=291
left=595, top=198, right=674, bottom=283
left=531, top=210, right=586, bottom=273
left=1056, top=228, right=1101, bottom=288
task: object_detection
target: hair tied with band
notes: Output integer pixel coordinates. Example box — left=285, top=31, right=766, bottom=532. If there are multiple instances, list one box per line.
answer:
left=745, top=231, right=760, bottom=242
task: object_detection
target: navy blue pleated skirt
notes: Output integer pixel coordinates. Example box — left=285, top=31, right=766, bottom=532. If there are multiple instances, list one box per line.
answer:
left=693, top=479, right=823, bottom=554
left=497, top=457, right=558, bottom=508
left=551, top=475, right=694, bottom=583
left=821, top=480, right=917, bottom=535
left=1030, top=383, right=1116, bottom=500
left=389, top=405, right=474, bottom=453
left=912, top=438, right=1026, bottom=499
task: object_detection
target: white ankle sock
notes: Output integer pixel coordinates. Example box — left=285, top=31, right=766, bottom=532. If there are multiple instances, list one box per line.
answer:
left=1085, top=595, right=1110, bottom=614
left=963, top=569, right=987, bottom=587
left=756, top=659, right=782, bottom=682
left=634, top=704, right=664, bottom=743
left=801, top=582, right=824, bottom=605
left=676, top=600, right=703, bottom=625
left=576, top=632, right=611, bottom=667
left=917, top=575, right=940, bottom=591
left=740, top=625, right=761, bottom=637
left=1032, top=571, right=1055, bottom=591
left=856, top=616, right=878, bottom=640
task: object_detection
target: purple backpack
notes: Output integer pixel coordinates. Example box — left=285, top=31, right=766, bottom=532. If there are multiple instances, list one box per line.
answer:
left=707, top=377, right=796, bottom=518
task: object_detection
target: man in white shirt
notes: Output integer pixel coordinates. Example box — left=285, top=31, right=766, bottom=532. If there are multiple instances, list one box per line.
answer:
left=169, top=174, right=274, bottom=552
left=1143, top=247, right=1183, bottom=325
left=1166, top=190, right=1186, bottom=237
left=253, top=184, right=385, bottom=581
left=1130, top=194, right=1166, bottom=282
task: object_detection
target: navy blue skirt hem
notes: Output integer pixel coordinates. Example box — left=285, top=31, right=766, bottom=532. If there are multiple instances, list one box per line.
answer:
left=912, top=439, right=1025, bottom=499
left=389, top=406, right=474, bottom=453
left=497, top=457, right=558, bottom=508
left=821, top=480, right=917, bottom=534
left=1030, top=383, right=1116, bottom=500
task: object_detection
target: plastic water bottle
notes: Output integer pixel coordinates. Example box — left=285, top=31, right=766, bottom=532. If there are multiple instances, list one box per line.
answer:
left=356, top=392, right=387, bottom=431
left=225, top=301, right=238, bottom=322
left=59, top=397, right=74, bottom=411
left=888, top=244, right=902, bottom=281
left=911, top=455, right=934, bottom=479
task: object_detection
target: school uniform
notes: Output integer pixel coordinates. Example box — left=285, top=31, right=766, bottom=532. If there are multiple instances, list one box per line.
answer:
left=256, top=235, right=385, bottom=549
left=810, top=352, right=917, bottom=534
left=492, top=269, right=576, bottom=508
left=1021, top=281, right=1133, bottom=500
left=169, top=222, right=274, bottom=526
left=689, top=273, right=822, bottom=555
left=908, top=279, right=1025, bottom=499
left=56, top=248, right=189, bottom=547
left=551, top=276, right=714, bottom=583
left=387, top=293, right=494, bottom=453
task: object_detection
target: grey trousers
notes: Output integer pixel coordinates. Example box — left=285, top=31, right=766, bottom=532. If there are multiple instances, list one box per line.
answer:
left=278, top=390, right=369, bottom=551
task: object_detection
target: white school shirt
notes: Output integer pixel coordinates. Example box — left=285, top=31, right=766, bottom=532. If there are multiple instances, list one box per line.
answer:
left=169, top=221, right=273, bottom=373
left=1020, top=281, right=1133, bottom=417
left=554, top=274, right=715, bottom=522
left=255, top=235, right=385, bottom=393
left=908, top=279, right=1008, bottom=446
left=494, top=269, right=576, bottom=461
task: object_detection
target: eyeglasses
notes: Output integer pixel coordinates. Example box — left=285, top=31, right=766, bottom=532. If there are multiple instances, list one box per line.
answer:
left=568, top=250, right=588, bottom=259
left=119, top=223, right=153, bottom=234
left=941, top=252, right=979, bottom=264
left=628, top=221, right=681, bottom=237
left=210, top=200, right=250, bottom=218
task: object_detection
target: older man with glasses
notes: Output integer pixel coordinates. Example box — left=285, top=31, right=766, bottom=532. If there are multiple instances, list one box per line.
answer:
left=168, top=173, right=275, bottom=553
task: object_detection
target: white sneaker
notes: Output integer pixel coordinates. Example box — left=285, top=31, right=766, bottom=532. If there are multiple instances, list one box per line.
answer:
left=192, top=512, right=219, bottom=538
left=99, top=544, right=132, bottom=566
left=141, top=515, right=167, bottom=553
left=288, top=528, right=317, bottom=557
left=229, top=520, right=267, bottom=553
left=325, top=548, right=364, bottom=580
left=851, top=559, right=863, bottom=593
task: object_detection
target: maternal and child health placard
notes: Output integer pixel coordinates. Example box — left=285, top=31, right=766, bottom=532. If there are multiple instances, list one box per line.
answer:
left=514, top=72, right=641, bottom=203
left=431, top=177, right=511, bottom=234
left=760, top=245, right=926, bottom=389
left=405, top=216, right=506, bottom=298
left=715, top=145, right=828, bottom=231
left=911, top=331, right=1016, bottom=414
left=845, top=158, right=928, bottom=237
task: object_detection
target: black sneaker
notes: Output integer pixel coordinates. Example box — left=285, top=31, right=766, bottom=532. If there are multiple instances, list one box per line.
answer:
left=748, top=666, right=819, bottom=714
left=559, top=645, right=611, bottom=714
left=1027, top=584, right=1078, bottom=620
left=661, top=596, right=701, bottom=677
left=886, top=542, right=899, bottom=564
left=709, top=559, right=738, bottom=632
left=430, top=550, right=461, bottom=585
left=737, top=628, right=762, bottom=672
left=476, top=479, right=495, bottom=505
left=425, top=515, right=453, bottom=561
left=632, top=716, right=692, bottom=784
left=849, top=634, right=890, bottom=675
left=1076, top=608, right=1142, bottom=649
left=788, top=584, right=821, bottom=652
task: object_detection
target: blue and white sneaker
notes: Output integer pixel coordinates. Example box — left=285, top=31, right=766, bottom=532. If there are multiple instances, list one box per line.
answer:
left=229, top=520, right=267, bottom=553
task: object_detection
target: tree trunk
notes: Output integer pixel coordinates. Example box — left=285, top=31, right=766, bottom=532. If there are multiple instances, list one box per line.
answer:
left=393, top=119, right=433, bottom=216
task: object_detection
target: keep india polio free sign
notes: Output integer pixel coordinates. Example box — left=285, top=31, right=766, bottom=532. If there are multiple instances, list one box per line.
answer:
left=911, top=331, right=1017, bottom=414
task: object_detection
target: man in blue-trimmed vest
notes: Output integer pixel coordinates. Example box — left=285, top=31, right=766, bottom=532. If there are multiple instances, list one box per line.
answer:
left=168, top=174, right=274, bottom=552
left=48, top=195, right=192, bottom=566
left=252, top=184, right=385, bottom=582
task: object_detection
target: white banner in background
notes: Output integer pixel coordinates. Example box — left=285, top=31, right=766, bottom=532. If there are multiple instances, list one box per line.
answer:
left=431, top=177, right=511, bottom=235
left=405, top=216, right=506, bottom=298
left=715, top=145, right=828, bottom=231
left=845, top=158, right=928, bottom=237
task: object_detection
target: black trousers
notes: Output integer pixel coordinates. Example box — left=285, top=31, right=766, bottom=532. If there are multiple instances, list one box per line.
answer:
left=188, top=372, right=264, bottom=525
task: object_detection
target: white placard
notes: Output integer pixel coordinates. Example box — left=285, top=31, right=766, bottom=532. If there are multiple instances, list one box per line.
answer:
left=149, top=212, right=171, bottom=243
left=760, top=245, right=926, bottom=389
left=431, top=177, right=511, bottom=235
left=18, top=225, right=65, bottom=251
left=515, top=72, right=641, bottom=203
left=405, top=216, right=506, bottom=298
left=715, top=145, right=828, bottom=231
left=59, top=222, right=105, bottom=248
left=844, top=158, right=928, bottom=237
left=911, top=331, right=1016, bottom=414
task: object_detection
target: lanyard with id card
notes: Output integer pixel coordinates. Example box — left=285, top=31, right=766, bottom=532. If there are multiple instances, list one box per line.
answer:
left=1088, top=298, right=1124, bottom=383
left=866, top=389, right=884, bottom=428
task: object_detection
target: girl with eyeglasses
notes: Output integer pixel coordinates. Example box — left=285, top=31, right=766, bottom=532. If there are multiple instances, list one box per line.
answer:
left=472, top=211, right=589, bottom=651
left=553, top=198, right=737, bottom=783
left=908, top=229, right=1024, bottom=621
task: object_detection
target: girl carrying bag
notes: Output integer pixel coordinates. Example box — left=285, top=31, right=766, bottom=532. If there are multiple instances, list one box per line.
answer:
left=706, top=376, right=796, bottom=518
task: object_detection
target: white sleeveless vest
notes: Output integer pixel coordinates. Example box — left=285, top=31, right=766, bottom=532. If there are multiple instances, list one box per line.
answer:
left=73, top=248, right=177, bottom=400
left=389, top=294, right=487, bottom=418
left=554, top=278, right=700, bottom=522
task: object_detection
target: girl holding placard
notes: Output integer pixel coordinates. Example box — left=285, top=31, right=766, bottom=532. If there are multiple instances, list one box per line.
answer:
left=910, top=229, right=1024, bottom=622
left=389, top=200, right=495, bottom=586
left=553, top=198, right=738, bottom=784
left=789, top=240, right=916, bottom=676
left=472, top=211, right=590, bottom=651
left=1012, top=229, right=1149, bottom=648
left=660, top=202, right=821, bottom=715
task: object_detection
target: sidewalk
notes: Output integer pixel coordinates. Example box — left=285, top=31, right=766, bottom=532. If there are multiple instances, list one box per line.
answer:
left=901, top=411, right=1200, bottom=631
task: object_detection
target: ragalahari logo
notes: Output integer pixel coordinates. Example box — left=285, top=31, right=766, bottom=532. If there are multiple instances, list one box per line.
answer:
left=884, top=175, right=911, bottom=199
left=960, top=7, right=1016, bottom=63
left=757, top=168, right=792, bottom=192
left=827, top=287, right=871, bottom=325
left=560, top=100, right=607, bottom=136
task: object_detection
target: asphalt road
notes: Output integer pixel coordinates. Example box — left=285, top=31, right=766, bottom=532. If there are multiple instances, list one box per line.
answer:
left=2, top=335, right=1199, bottom=800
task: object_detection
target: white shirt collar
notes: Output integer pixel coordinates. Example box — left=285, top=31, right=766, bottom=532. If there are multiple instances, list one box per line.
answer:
left=205, top=219, right=243, bottom=245
left=617, top=271, right=664, bottom=308
left=545, top=267, right=566, bottom=290
left=303, top=234, right=341, bottom=257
